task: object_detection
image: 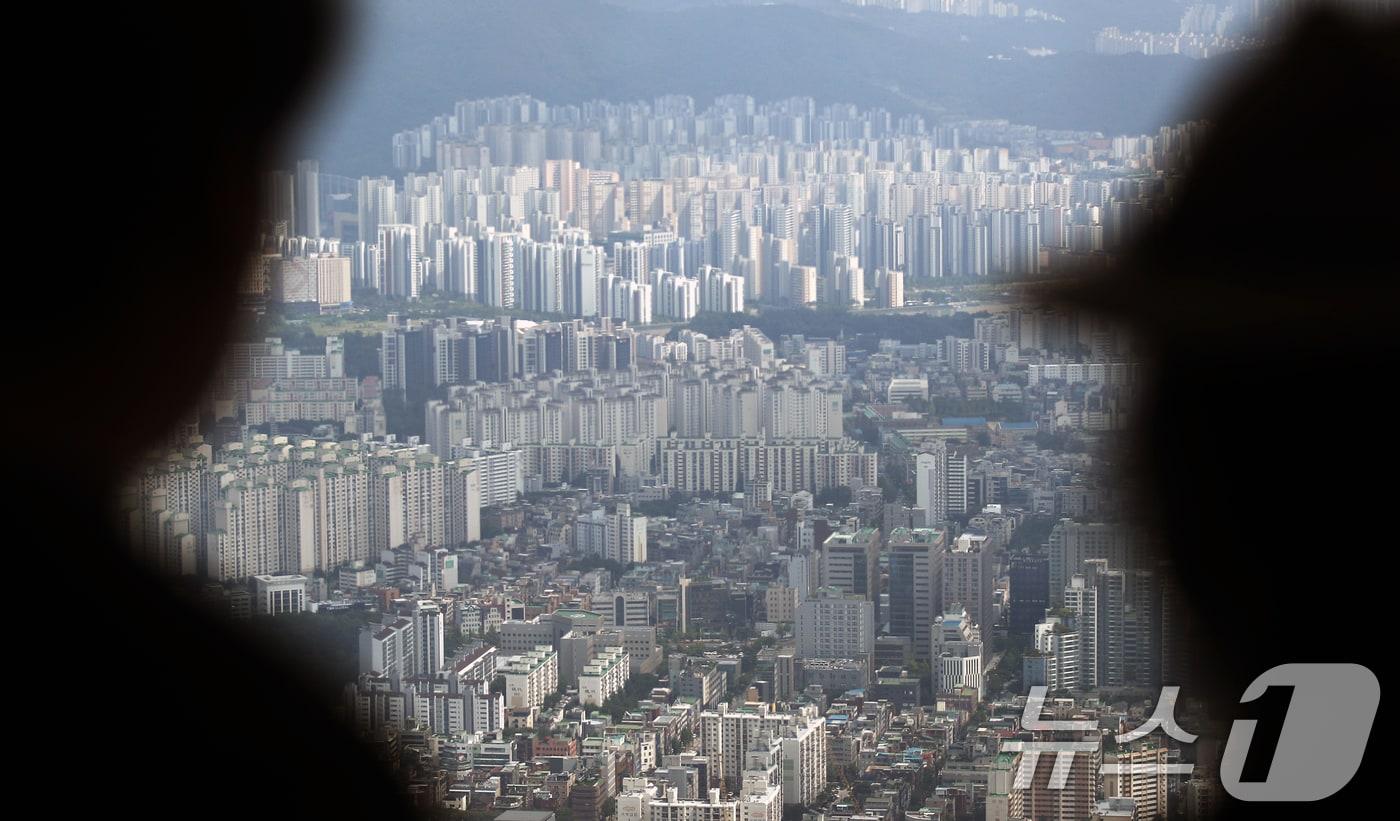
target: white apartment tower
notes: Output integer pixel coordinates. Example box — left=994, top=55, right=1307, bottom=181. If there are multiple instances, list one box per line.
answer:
left=697, top=704, right=826, bottom=806
left=499, top=645, right=559, bottom=709
left=916, top=444, right=948, bottom=526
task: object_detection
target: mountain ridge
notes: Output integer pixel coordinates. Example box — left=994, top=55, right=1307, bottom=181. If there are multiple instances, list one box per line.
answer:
left=295, top=0, right=1231, bottom=175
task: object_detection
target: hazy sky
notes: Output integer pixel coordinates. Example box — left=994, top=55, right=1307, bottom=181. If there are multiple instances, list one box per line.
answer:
left=294, top=0, right=1235, bottom=174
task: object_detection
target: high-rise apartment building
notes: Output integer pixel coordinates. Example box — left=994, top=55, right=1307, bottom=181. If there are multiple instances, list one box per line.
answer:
left=294, top=158, right=320, bottom=239
left=1015, top=730, right=1098, bottom=821
left=579, top=646, right=630, bottom=707
left=1048, top=520, right=1143, bottom=596
left=1103, top=744, right=1169, bottom=820
left=145, top=438, right=479, bottom=582
left=574, top=503, right=649, bottom=564
left=1062, top=574, right=1101, bottom=688
left=409, top=599, right=446, bottom=677
left=378, top=224, right=421, bottom=299
left=915, top=444, right=948, bottom=526
left=697, top=704, right=826, bottom=806
left=500, top=645, right=559, bottom=709
left=360, top=616, right=417, bottom=681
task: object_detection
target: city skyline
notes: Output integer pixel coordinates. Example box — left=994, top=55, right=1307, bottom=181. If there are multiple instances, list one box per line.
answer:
left=54, top=2, right=1396, bottom=820
left=109, top=54, right=1225, bottom=812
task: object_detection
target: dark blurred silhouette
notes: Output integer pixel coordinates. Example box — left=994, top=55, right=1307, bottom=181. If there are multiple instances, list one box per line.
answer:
left=1044, top=5, right=1398, bottom=817
left=17, top=2, right=1396, bottom=818
left=22, top=2, right=415, bottom=818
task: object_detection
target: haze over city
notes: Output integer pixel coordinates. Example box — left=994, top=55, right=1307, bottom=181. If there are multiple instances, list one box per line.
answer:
left=106, top=2, right=1396, bottom=820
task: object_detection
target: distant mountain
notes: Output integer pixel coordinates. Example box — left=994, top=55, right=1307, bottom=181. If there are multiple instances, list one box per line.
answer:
left=295, top=0, right=1234, bottom=175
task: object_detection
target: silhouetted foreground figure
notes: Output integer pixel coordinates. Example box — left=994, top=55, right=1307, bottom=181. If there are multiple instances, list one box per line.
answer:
left=21, top=2, right=416, bottom=818
left=16, top=2, right=1396, bottom=819
left=1053, top=5, right=1398, bottom=818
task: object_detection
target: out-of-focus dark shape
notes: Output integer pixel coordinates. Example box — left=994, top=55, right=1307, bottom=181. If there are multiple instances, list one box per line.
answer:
left=20, top=3, right=416, bottom=817
left=1055, top=4, right=1398, bottom=332
left=16, top=1, right=1397, bottom=818
left=1036, top=5, right=1397, bottom=816
left=26, top=2, right=346, bottom=493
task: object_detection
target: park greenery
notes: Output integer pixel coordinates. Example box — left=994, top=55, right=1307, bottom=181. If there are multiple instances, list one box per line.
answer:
left=598, top=673, right=660, bottom=722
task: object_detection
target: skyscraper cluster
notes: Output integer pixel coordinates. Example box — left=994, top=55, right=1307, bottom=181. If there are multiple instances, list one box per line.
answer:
left=259, top=94, right=1197, bottom=324
left=197, top=76, right=1227, bottom=820
left=124, top=437, right=480, bottom=582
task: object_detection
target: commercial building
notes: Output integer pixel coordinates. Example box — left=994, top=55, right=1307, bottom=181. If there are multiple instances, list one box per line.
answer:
left=931, top=608, right=984, bottom=701
left=944, top=532, right=995, bottom=630
left=887, top=527, right=947, bottom=662
left=820, top=527, right=881, bottom=623
left=796, top=588, right=875, bottom=680
left=252, top=573, right=308, bottom=615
